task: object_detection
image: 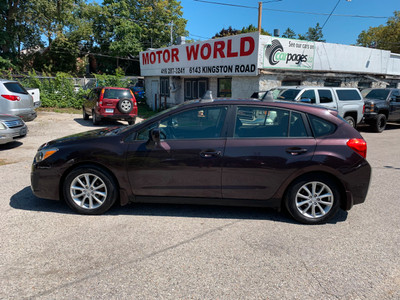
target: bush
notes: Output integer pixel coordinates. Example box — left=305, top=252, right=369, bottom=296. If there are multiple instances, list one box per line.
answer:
left=22, top=71, right=88, bottom=109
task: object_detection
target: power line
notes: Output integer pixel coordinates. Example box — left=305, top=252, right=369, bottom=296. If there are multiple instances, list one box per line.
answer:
left=322, top=0, right=342, bottom=29
left=193, top=0, right=389, bottom=19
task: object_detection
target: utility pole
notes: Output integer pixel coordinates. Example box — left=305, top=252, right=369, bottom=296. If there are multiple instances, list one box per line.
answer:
left=258, top=2, right=262, bottom=34
left=170, top=21, right=174, bottom=46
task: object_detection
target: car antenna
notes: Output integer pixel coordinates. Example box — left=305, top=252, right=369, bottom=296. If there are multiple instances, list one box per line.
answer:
left=200, top=90, right=214, bottom=102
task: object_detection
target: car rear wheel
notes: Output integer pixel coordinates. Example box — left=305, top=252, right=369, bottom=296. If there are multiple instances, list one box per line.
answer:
left=285, top=176, right=340, bottom=224
left=372, top=113, right=386, bottom=133
left=82, top=106, right=89, bottom=120
left=127, top=117, right=136, bottom=125
left=63, top=166, right=117, bottom=215
left=92, top=110, right=101, bottom=125
left=118, top=98, right=133, bottom=114
left=344, top=116, right=356, bottom=128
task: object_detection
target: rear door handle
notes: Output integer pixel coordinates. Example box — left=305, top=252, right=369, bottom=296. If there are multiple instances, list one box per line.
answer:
left=286, top=147, right=308, bottom=155
left=200, top=151, right=222, bottom=158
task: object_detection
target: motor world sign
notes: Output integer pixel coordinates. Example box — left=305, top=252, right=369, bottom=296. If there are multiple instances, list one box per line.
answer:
left=140, top=32, right=259, bottom=77
left=262, top=37, right=315, bottom=70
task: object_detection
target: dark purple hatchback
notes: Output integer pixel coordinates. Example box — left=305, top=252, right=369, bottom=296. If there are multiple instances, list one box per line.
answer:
left=31, top=97, right=371, bottom=224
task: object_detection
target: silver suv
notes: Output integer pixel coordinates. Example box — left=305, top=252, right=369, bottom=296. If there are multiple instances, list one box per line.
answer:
left=0, top=79, right=37, bottom=121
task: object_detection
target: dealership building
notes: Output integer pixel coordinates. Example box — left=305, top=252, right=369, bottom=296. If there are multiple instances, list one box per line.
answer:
left=139, top=32, right=400, bottom=109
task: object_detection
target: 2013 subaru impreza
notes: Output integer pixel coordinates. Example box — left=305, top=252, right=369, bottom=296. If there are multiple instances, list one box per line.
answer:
left=31, top=97, right=371, bottom=224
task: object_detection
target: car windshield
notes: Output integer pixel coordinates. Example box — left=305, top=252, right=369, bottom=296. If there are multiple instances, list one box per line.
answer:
left=103, top=89, right=131, bottom=99
left=364, top=89, right=390, bottom=100
left=4, top=82, right=29, bottom=94
left=270, top=88, right=301, bottom=101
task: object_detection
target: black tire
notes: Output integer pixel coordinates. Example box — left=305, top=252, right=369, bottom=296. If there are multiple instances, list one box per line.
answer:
left=344, top=116, right=356, bottom=128
left=63, top=166, right=117, bottom=215
left=92, top=110, right=101, bottom=125
left=82, top=106, right=89, bottom=120
left=285, top=175, right=341, bottom=224
left=371, top=114, right=387, bottom=133
left=118, top=98, right=133, bottom=114
left=127, top=117, right=136, bottom=125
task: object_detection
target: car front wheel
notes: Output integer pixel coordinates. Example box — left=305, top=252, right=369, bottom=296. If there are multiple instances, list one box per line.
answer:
left=372, top=114, right=386, bottom=133
left=285, top=176, right=341, bottom=224
left=82, top=106, right=89, bottom=120
left=63, top=166, right=117, bottom=215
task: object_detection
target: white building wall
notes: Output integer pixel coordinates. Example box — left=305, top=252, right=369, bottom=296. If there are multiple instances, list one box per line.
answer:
left=232, top=77, right=259, bottom=98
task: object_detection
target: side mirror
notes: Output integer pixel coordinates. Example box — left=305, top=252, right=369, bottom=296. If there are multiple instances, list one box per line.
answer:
left=300, top=98, right=311, bottom=103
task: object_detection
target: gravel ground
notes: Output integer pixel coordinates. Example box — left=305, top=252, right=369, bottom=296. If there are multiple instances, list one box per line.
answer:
left=0, top=112, right=399, bottom=299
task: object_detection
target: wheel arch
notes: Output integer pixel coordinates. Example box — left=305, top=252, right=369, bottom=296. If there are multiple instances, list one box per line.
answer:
left=280, top=171, right=348, bottom=211
left=59, top=162, right=129, bottom=206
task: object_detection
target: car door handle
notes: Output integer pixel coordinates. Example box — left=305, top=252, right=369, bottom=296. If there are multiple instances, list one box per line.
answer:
left=286, top=147, right=308, bottom=155
left=200, top=151, right=222, bottom=158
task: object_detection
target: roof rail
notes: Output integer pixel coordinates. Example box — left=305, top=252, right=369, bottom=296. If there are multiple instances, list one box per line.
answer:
left=200, top=90, right=214, bottom=102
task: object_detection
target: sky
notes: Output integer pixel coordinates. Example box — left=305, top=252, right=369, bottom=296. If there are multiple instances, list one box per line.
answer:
left=179, top=0, right=399, bottom=45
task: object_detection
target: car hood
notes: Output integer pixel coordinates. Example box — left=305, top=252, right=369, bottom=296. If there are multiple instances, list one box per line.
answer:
left=42, top=126, right=124, bottom=148
left=0, top=114, right=23, bottom=122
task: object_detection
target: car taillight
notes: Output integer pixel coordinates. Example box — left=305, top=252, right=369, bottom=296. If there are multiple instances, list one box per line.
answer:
left=347, top=138, right=367, bottom=158
left=362, top=104, right=365, bottom=114
left=2, top=95, right=20, bottom=101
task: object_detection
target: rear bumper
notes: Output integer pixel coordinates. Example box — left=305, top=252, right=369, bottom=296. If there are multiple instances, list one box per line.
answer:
left=18, top=111, right=37, bottom=122
left=341, top=160, right=371, bottom=210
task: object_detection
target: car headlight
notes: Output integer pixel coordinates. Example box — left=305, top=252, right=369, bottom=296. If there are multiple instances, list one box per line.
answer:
left=0, top=122, right=6, bottom=130
left=35, top=148, right=59, bottom=162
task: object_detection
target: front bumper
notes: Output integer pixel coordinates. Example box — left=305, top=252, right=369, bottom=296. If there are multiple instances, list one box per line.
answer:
left=0, top=125, right=28, bottom=144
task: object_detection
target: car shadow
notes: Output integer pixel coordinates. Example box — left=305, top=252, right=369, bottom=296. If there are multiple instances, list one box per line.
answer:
left=74, top=118, right=128, bottom=128
left=10, top=186, right=348, bottom=225
left=357, top=123, right=400, bottom=132
left=0, top=141, right=23, bottom=150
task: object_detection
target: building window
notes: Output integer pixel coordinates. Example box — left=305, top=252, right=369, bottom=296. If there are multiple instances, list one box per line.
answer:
left=218, top=78, right=232, bottom=97
left=282, top=80, right=301, bottom=86
left=160, top=77, right=170, bottom=97
left=324, top=79, right=341, bottom=87
left=358, top=81, right=371, bottom=89
left=184, top=79, right=208, bottom=100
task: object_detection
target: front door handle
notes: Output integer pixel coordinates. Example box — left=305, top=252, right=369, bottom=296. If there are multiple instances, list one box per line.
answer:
left=200, top=151, right=222, bottom=158
left=286, top=147, right=308, bottom=155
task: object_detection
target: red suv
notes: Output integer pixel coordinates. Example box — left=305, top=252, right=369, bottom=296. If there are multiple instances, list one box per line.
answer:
left=83, top=87, right=138, bottom=125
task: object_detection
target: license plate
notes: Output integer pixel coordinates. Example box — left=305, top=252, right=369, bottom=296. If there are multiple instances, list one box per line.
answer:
left=105, top=109, right=114, bottom=113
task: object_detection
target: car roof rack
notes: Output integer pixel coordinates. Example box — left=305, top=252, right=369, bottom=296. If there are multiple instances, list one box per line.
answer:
left=200, top=90, right=214, bottom=102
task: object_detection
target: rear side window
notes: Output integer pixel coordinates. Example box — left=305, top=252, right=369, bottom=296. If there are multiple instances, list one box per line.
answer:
left=235, top=106, right=289, bottom=138
left=318, top=90, right=334, bottom=103
left=309, top=115, right=336, bottom=137
left=289, top=112, right=310, bottom=137
left=336, top=89, right=361, bottom=101
left=4, top=82, right=28, bottom=94
left=103, top=89, right=131, bottom=100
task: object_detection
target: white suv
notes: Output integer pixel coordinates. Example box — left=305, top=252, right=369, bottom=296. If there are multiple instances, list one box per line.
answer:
left=0, top=79, right=37, bottom=121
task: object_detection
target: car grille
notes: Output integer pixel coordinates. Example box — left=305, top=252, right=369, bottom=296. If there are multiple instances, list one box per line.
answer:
left=4, top=119, right=24, bottom=128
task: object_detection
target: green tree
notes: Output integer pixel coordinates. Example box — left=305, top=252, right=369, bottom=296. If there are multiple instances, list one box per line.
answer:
left=241, top=24, right=269, bottom=35
left=356, top=11, right=400, bottom=53
left=282, top=27, right=296, bottom=39
left=299, top=23, right=325, bottom=42
left=213, top=25, right=269, bottom=38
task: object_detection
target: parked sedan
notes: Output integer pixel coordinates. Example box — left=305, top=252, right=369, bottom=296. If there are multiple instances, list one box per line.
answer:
left=0, top=114, right=28, bottom=144
left=31, top=96, right=371, bottom=224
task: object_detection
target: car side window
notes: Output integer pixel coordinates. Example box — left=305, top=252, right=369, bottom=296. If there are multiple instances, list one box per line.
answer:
left=336, top=89, right=362, bottom=101
left=300, top=90, right=316, bottom=103
left=309, top=115, right=336, bottom=137
left=318, top=90, right=334, bottom=103
left=136, top=106, right=228, bottom=140
left=290, top=112, right=310, bottom=137
left=234, top=106, right=289, bottom=138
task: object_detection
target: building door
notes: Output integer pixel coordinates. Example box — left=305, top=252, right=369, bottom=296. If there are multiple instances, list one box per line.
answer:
left=151, top=80, right=159, bottom=110
left=184, top=78, right=208, bottom=101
